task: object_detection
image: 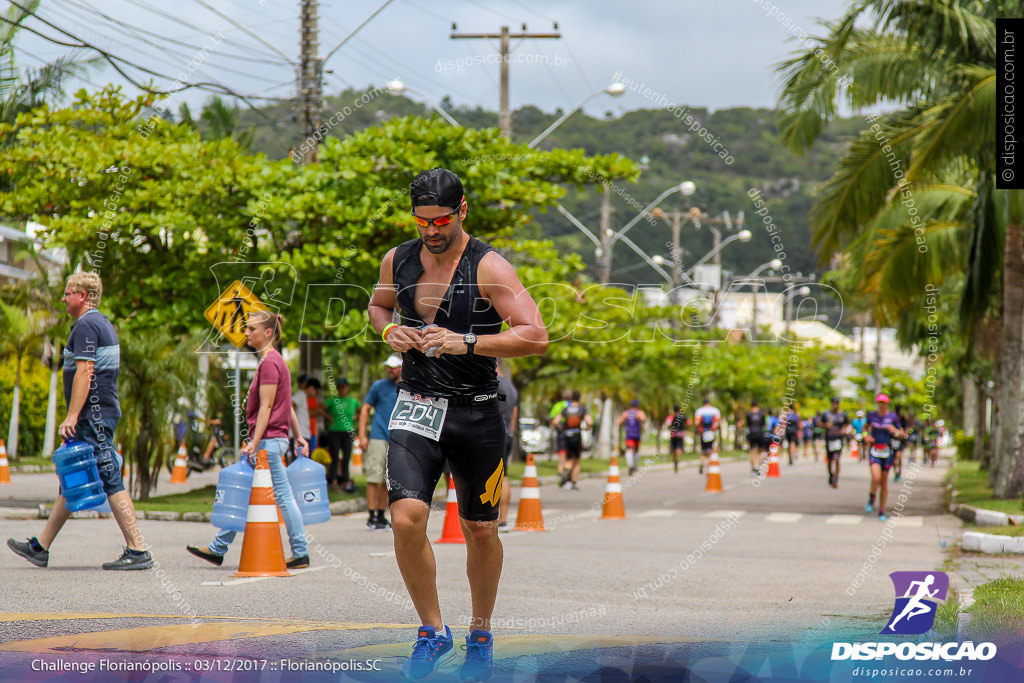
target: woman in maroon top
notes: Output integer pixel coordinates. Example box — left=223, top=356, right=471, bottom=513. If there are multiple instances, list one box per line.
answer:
left=187, top=311, right=310, bottom=568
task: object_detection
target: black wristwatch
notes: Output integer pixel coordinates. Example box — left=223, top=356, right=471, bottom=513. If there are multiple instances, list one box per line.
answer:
left=463, top=333, right=477, bottom=355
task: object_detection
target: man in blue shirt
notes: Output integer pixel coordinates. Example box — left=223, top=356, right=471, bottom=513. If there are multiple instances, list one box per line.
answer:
left=7, top=273, right=153, bottom=570
left=358, top=353, right=402, bottom=530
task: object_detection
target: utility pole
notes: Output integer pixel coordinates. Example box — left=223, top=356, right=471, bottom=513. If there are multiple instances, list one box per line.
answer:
left=598, top=189, right=613, bottom=284
left=296, top=0, right=323, bottom=164
left=450, top=24, right=560, bottom=138
left=296, top=0, right=323, bottom=377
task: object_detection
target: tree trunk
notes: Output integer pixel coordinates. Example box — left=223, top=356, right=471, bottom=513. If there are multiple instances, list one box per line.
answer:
left=975, top=377, right=989, bottom=466
left=993, top=201, right=1024, bottom=498
left=6, top=354, right=22, bottom=458
left=42, top=350, right=59, bottom=457
left=961, top=375, right=976, bottom=437
left=874, top=322, right=883, bottom=393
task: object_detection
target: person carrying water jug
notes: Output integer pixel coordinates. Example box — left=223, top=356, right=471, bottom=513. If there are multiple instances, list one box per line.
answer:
left=186, top=310, right=310, bottom=569
left=7, top=273, right=154, bottom=570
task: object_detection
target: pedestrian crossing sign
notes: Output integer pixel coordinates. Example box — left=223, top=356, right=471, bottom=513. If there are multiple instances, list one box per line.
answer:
left=203, top=280, right=270, bottom=348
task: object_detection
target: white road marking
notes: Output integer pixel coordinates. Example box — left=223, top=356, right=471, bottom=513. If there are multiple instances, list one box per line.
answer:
left=637, top=509, right=677, bottom=518
left=825, top=515, right=864, bottom=525
left=702, top=510, right=746, bottom=519
left=765, top=512, right=803, bottom=523
left=890, top=516, right=923, bottom=528
left=201, top=565, right=328, bottom=586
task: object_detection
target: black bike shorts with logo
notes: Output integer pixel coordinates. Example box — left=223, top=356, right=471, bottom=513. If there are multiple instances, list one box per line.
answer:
left=386, top=400, right=505, bottom=521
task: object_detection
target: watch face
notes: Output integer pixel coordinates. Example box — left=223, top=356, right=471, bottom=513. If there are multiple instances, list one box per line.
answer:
left=464, top=333, right=477, bottom=344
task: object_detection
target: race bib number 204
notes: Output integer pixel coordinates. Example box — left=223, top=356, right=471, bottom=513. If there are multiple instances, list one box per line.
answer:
left=389, top=389, right=449, bottom=441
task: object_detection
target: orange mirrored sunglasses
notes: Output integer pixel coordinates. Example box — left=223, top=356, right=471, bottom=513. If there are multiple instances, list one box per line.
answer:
left=411, top=198, right=466, bottom=228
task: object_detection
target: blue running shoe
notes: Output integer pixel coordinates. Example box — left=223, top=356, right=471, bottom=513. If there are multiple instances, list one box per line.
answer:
left=865, top=502, right=873, bottom=513
left=402, top=625, right=454, bottom=680
left=879, top=510, right=887, bottom=522
left=460, top=630, right=493, bottom=681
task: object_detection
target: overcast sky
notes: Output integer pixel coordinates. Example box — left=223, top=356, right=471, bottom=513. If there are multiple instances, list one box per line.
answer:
left=13, top=0, right=854, bottom=116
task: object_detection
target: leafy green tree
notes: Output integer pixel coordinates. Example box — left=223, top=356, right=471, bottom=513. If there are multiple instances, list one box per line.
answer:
left=0, top=300, right=49, bottom=457
left=776, top=0, right=1024, bottom=497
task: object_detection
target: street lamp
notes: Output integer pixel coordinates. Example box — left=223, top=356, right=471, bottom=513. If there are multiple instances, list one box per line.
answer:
left=528, top=82, right=626, bottom=148
left=386, top=80, right=460, bottom=126
left=740, top=258, right=783, bottom=341
left=684, top=229, right=752, bottom=280
left=784, top=285, right=813, bottom=342
left=598, top=180, right=697, bottom=284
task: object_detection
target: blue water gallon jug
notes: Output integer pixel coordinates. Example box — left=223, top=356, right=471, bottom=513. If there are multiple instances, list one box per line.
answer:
left=286, top=456, right=331, bottom=525
left=211, top=455, right=253, bottom=532
left=95, top=449, right=124, bottom=514
left=53, top=440, right=106, bottom=512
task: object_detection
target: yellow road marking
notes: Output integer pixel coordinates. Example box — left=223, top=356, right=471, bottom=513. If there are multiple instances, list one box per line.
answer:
left=0, top=620, right=418, bottom=654
left=330, top=634, right=725, bottom=660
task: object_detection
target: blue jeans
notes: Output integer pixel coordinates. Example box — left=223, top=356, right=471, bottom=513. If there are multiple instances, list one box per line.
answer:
left=209, top=438, right=307, bottom=557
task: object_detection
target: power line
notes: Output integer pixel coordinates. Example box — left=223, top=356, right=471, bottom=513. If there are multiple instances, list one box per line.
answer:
left=69, top=0, right=292, bottom=67
left=123, top=0, right=284, bottom=63
left=0, top=8, right=287, bottom=105
left=322, top=0, right=395, bottom=66
left=188, top=0, right=295, bottom=64
left=47, top=3, right=286, bottom=87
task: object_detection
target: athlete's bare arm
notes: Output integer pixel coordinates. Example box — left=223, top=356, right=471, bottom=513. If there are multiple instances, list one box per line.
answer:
left=420, top=251, right=548, bottom=358
left=369, top=248, right=425, bottom=353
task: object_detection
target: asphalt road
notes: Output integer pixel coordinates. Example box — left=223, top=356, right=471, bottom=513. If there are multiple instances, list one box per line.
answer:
left=0, top=450, right=961, bottom=679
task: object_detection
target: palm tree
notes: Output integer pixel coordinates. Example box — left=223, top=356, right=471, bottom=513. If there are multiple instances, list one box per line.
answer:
left=179, top=96, right=255, bottom=152
left=0, top=0, right=98, bottom=126
left=117, top=329, right=198, bottom=499
left=0, top=300, right=50, bottom=458
left=776, top=0, right=1024, bottom=497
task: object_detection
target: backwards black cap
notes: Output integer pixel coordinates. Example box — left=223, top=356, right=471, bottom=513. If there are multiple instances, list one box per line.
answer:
left=411, top=167, right=464, bottom=209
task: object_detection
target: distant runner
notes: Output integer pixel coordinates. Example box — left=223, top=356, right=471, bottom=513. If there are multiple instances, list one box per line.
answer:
left=693, top=399, right=722, bottom=475
left=822, top=397, right=850, bottom=488
left=618, top=400, right=647, bottom=476
left=746, top=400, right=767, bottom=477
left=665, top=404, right=690, bottom=474
left=865, top=393, right=903, bottom=522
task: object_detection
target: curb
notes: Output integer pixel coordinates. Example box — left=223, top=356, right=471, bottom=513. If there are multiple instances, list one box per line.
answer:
left=961, top=530, right=1024, bottom=554
left=950, top=503, right=1024, bottom=527
left=33, top=498, right=370, bottom=523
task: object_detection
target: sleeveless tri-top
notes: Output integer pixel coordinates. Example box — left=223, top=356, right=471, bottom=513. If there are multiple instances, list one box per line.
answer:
left=392, top=236, right=504, bottom=397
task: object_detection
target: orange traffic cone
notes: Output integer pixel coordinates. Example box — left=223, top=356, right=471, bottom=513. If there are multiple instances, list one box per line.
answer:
left=766, top=442, right=781, bottom=478
left=352, top=444, right=363, bottom=469
left=0, top=439, right=10, bottom=485
left=515, top=453, right=545, bottom=531
left=435, top=475, right=465, bottom=544
left=169, top=442, right=189, bottom=483
left=601, top=455, right=627, bottom=519
left=704, top=445, right=724, bottom=493
left=234, top=448, right=290, bottom=577
left=850, top=439, right=860, bottom=460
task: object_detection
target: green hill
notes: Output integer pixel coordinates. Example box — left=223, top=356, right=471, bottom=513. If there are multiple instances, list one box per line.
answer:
left=232, top=87, right=864, bottom=286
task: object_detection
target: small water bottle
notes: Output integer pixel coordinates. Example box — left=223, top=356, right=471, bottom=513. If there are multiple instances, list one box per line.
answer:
left=211, top=454, right=254, bottom=531
left=286, top=456, right=331, bottom=525
left=53, top=440, right=106, bottom=512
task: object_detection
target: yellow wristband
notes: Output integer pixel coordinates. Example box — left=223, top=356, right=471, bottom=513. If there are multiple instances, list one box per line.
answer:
left=382, top=323, right=398, bottom=342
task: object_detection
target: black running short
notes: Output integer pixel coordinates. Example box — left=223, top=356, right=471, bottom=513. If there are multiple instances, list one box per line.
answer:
left=564, top=434, right=583, bottom=460
left=670, top=436, right=684, bottom=452
left=387, top=399, right=505, bottom=521
left=747, top=433, right=763, bottom=449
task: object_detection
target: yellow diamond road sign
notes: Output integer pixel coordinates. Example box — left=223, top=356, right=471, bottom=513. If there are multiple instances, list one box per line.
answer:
left=204, top=280, right=270, bottom=348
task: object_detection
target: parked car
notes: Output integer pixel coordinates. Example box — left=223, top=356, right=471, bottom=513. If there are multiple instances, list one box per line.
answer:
left=519, top=417, right=550, bottom=455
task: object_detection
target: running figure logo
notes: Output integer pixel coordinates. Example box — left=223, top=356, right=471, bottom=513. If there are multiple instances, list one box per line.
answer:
left=882, top=571, right=949, bottom=634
